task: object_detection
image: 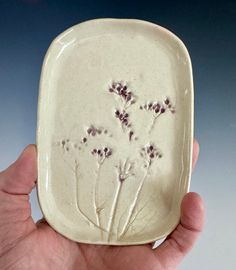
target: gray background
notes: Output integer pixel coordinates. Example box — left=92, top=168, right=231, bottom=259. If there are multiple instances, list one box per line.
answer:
left=0, top=0, right=235, bottom=269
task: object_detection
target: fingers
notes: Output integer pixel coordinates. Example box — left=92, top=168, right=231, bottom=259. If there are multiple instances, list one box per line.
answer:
left=0, top=145, right=37, bottom=255
left=0, top=145, right=37, bottom=195
left=180, top=192, right=204, bottom=235
left=154, top=192, right=205, bottom=268
left=192, top=139, right=200, bottom=171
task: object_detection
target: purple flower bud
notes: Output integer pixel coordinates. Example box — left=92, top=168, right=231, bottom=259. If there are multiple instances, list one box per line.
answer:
left=129, top=131, right=134, bottom=141
left=106, top=150, right=112, bottom=157
left=161, top=108, right=165, bottom=113
left=91, top=149, right=97, bottom=155
left=165, top=98, right=170, bottom=105
left=150, top=153, right=154, bottom=159
left=115, top=110, right=120, bottom=117
left=126, top=95, right=131, bottom=101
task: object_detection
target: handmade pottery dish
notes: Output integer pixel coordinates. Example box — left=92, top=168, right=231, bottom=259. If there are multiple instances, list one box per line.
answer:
left=37, top=18, right=194, bottom=245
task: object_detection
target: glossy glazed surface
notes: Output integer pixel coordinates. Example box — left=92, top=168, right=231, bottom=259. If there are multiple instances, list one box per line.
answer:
left=37, top=18, right=193, bottom=245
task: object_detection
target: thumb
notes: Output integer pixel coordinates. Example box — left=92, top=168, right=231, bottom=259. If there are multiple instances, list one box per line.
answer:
left=0, top=145, right=37, bottom=195
left=154, top=192, right=205, bottom=268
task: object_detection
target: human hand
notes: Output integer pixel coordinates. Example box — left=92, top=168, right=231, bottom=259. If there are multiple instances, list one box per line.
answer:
left=0, top=140, right=204, bottom=270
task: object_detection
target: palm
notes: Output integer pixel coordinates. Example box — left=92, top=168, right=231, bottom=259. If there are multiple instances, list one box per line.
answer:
left=24, top=224, right=162, bottom=270
left=0, top=144, right=204, bottom=270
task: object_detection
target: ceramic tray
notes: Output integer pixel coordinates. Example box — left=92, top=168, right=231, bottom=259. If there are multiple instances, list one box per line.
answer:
left=37, top=18, right=193, bottom=245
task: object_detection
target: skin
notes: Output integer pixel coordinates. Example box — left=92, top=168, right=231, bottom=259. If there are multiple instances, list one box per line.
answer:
left=0, top=140, right=204, bottom=270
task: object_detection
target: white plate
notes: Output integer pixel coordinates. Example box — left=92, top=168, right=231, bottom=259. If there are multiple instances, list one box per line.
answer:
left=37, top=18, right=194, bottom=245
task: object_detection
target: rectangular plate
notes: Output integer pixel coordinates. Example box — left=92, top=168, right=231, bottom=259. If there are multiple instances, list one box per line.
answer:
left=37, top=18, right=193, bottom=245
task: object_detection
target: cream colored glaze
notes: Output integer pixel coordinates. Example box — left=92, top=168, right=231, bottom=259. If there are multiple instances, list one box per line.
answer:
left=37, top=18, right=193, bottom=245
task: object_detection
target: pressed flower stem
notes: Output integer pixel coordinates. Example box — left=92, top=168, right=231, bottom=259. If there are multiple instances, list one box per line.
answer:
left=94, top=162, right=103, bottom=228
left=119, top=163, right=151, bottom=238
left=74, top=162, right=107, bottom=232
left=118, top=197, right=150, bottom=238
left=148, top=113, right=161, bottom=134
left=107, top=180, right=124, bottom=242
